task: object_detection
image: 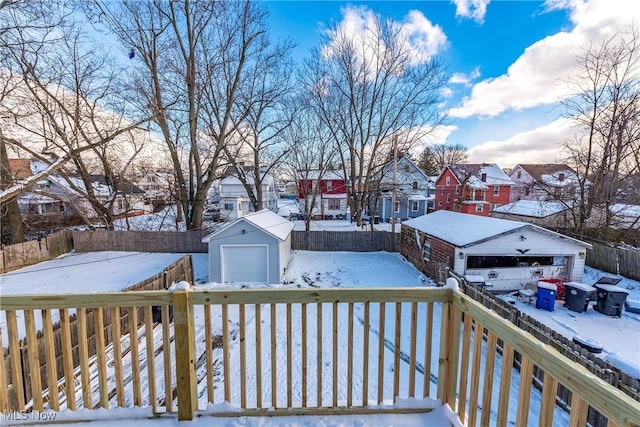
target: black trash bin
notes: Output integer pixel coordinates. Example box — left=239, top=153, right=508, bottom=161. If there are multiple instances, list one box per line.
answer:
left=593, top=284, right=629, bottom=317
left=563, top=282, right=596, bottom=313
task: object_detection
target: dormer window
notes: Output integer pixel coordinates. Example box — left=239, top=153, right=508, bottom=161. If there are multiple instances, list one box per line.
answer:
left=517, top=170, right=521, bottom=179
left=481, top=173, right=487, bottom=182
left=412, top=181, right=418, bottom=190
left=404, top=164, right=410, bottom=172
left=558, top=173, right=565, bottom=182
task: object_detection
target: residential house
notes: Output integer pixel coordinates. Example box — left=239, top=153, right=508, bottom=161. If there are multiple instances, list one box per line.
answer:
left=509, top=164, right=580, bottom=202
left=400, top=210, right=591, bottom=292
left=136, top=171, right=175, bottom=208
left=434, top=163, right=514, bottom=217
left=297, top=170, right=348, bottom=219
left=218, top=165, right=278, bottom=220
left=370, top=155, right=434, bottom=222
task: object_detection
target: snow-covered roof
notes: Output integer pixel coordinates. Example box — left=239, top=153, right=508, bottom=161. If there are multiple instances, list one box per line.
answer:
left=298, top=170, right=344, bottom=181
left=492, top=200, right=570, bottom=218
left=402, top=210, right=590, bottom=248
left=514, top=164, right=578, bottom=187
left=408, top=194, right=428, bottom=201
left=610, top=204, right=640, bottom=218
left=322, top=193, right=347, bottom=199
left=202, top=209, right=294, bottom=242
left=444, top=164, right=515, bottom=188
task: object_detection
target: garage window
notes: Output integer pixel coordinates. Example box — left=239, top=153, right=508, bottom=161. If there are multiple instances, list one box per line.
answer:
left=467, top=256, right=554, bottom=269
left=422, top=240, right=431, bottom=261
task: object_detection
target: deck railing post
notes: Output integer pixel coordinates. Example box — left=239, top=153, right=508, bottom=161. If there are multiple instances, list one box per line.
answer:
left=173, top=289, right=197, bottom=421
left=437, top=278, right=461, bottom=410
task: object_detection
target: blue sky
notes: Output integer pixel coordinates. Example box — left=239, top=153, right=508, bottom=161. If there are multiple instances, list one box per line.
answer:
left=263, top=0, right=639, bottom=168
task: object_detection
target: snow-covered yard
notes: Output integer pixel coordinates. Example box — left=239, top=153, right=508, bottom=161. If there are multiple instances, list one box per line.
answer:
left=1, top=249, right=638, bottom=426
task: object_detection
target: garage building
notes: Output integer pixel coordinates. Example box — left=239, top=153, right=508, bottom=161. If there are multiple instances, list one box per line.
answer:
left=201, top=209, right=294, bottom=284
left=401, top=211, right=592, bottom=292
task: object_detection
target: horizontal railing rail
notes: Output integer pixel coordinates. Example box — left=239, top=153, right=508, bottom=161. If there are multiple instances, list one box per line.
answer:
left=1, top=287, right=638, bottom=426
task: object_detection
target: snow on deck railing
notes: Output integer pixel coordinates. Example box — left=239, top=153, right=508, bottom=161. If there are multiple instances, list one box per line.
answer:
left=0, top=288, right=638, bottom=426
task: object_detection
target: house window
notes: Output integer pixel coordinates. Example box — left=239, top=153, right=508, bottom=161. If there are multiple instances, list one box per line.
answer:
left=412, top=181, right=418, bottom=190
left=445, top=176, right=450, bottom=185
left=404, top=164, right=410, bottom=172
left=446, top=194, right=450, bottom=203
left=328, top=199, right=340, bottom=210
left=493, top=186, right=500, bottom=195
left=394, top=201, right=400, bottom=212
left=422, top=240, right=431, bottom=261
left=224, top=202, right=234, bottom=210
left=481, top=173, right=487, bottom=182
left=558, top=173, right=565, bottom=182
left=438, top=201, right=442, bottom=206
left=411, top=201, right=419, bottom=211
left=326, top=181, right=333, bottom=192
left=517, top=170, right=521, bottom=179
left=475, top=204, right=483, bottom=212
left=525, top=188, right=530, bottom=196
left=117, top=199, right=125, bottom=210
left=490, top=204, right=501, bottom=210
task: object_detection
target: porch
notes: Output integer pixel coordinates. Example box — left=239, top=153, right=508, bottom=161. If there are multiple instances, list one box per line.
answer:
left=0, top=284, right=638, bottom=425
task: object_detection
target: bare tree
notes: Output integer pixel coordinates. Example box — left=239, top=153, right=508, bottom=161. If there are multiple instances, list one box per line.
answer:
left=282, top=100, right=338, bottom=231
left=562, top=28, right=640, bottom=232
left=429, top=143, right=469, bottom=170
left=88, top=0, right=288, bottom=229
left=303, top=12, right=448, bottom=225
left=1, top=0, right=154, bottom=236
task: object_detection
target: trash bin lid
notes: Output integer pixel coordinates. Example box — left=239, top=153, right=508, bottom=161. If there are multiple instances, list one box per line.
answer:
left=564, top=282, right=595, bottom=292
left=537, top=281, right=558, bottom=291
left=594, top=283, right=629, bottom=294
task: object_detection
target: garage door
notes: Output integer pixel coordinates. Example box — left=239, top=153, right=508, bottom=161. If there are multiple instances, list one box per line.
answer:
left=221, top=245, right=268, bottom=283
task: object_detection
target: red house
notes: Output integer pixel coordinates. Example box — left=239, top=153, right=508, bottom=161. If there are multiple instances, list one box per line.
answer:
left=297, top=170, right=348, bottom=219
left=434, top=163, right=514, bottom=217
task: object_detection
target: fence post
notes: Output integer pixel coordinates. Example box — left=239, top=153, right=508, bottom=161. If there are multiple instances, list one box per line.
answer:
left=173, top=289, right=197, bottom=420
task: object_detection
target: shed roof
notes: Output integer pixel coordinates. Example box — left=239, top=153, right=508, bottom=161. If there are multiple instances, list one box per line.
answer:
left=402, top=210, right=590, bottom=248
left=202, top=209, right=294, bottom=242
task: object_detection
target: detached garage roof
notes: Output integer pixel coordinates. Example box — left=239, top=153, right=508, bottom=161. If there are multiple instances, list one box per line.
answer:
left=202, top=209, right=294, bottom=242
left=403, top=210, right=590, bottom=248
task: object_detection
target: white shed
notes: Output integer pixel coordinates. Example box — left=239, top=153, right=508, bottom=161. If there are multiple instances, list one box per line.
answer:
left=401, top=211, right=592, bottom=292
left=201, top=209, right=294, bottom=284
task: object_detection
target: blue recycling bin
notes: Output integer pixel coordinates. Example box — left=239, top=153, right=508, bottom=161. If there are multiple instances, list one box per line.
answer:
left=536, top=281, right=557, bottom=311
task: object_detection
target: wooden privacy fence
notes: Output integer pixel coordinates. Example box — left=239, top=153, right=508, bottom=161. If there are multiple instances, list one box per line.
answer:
left=586, top=242, right=640, bottom=281
left=1, top=287, right=638, bottom=426
left=291, top=231, right=400, bottom=252
left=1, top=254, right=193, bottom=410
left=458, top=276, right=640, bottom=426
left=73, top=230, right=208, bottom=253
left=0, top=230, right=73, bottom=273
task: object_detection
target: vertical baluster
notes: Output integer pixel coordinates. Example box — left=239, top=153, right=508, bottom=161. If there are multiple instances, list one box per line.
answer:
left=457, top=314, right=473, bottom=423
left=129, top=307, right=142, bottom=406
left=255, top=304, right=262, bottom=408
left=496, top=342, right=515, bottom=427
left=161, top=305, right=172, bottom=412
left=377, top=303, right=386, bottom=404
left=347, top=302, right=354, bottom=407
left=568, top=392, right=588, bottom=427
left=5, top=311, right=24, bottom=410
left=467, top=322, right=484, bottom=427
left=41, top=309, right=59, bottom=410
left=143, top=306, right=157, bottom=412
left=59, top=309, right=75, bottom=410
left=301, top=303, right=308, bottom=408
left=77, top=309, right=92, bottom=409
left=204, top=304, right=213, bottom=404
left=408, top=302, right=417, bottom=397
left=24, top=309, right=43, bottom=411
left=516, top=356, right=535, bottom=426
left=0, top=325, right=8, bottom=412
left=286, top=303, right=292, bottom=408
left=539, top=372, right=558, bottom=427
left=270, top=303, right=277, bottom=408
left=94, top=308, right=109, bottom=409
left=316, top=302, right=323, bottom=408
left=480, top=332, right=498, bottom=426
left=423, top=302, right=433, bottom=398
left=332, top=302, right=338, bottom=408
left=393, top=302, right=402, bottom=402
left=111, top=307, right=125, bottom=408
left=239, top=304, right=247, bottom=409
left=362, top=301, right=370, bottom=406
left=222, top=304, right=231, bottom=403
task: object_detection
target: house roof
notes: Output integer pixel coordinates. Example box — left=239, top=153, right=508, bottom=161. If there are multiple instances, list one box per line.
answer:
left=8, top=159, right=33, bottom=180
left=402, top=210, right=590, bottom=248
left=298, top=170, right=344, bottom=181
left=492, top=200, right=571, bottom=218
left=202, top=209, right=294, bottom=242
left=514, top=164, right=578, bottom=187
left=442, top=164, right=514, bottom=189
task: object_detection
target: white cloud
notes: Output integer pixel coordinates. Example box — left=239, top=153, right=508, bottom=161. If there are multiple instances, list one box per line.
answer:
left=449, top=68, right=481, bottom=85
left=452, top=0, right=491, bottom=23
left=449, top=0, right=639, bottom=118
left=466, top=117, right=579, bottom=168
left=324, top=6, right=447, bottom=66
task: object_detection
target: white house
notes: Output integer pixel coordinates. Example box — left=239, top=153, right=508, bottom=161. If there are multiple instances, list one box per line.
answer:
left=218, top=166, right=278, bottom=220
left=509, top=164, right=581, bottom=202
left=400, top=211, right=592, bottom=292
left=201, top=209, right=294, bottom=284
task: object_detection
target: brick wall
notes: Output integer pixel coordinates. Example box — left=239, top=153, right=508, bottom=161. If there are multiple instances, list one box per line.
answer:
left=400, top=225, right=455, bottom=278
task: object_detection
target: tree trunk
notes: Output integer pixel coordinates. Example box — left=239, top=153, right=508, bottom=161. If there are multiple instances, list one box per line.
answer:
left=0, top=128, right=24, bottom=243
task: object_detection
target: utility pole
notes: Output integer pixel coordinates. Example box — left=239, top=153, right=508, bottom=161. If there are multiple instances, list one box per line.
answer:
left=391, top=135, right=397, bottom=234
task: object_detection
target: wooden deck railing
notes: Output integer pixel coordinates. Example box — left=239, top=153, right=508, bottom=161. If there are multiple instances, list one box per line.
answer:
left=1, top=285, right=639, bottom=426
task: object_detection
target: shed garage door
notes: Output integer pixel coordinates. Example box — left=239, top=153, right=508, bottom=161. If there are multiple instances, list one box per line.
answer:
left=221, top=245, right=268, bottom=283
